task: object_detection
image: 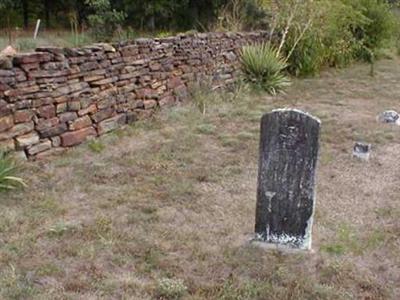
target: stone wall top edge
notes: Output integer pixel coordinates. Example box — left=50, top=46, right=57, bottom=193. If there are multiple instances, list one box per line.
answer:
left=0, top=30, right=269, bottom=70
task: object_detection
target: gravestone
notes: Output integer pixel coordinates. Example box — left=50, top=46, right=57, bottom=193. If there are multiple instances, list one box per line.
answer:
left=255, top=109, right=320, bottom=250
left=353, top=142, right=371, bottom=161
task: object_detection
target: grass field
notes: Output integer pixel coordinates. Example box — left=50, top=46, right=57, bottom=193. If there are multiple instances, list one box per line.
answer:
left=0, top=29, right=175, bottom=52
left=0, top=59, right=400, bottom=299
left=0, top=30, right=95, bottom=52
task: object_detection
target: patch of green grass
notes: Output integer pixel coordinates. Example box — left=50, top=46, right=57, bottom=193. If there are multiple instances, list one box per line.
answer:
left=219, top=135, right=241, bottom=148
left=364, top=230, right=386, bottom=250
left=167, top=179, right=196, bottom=202
left=321, top=224, right=388, bottom=256
left=127, top=207, right=160, bottom=224
left=213, top=278, right=272, bottom=300
left=36, top=262, right=64, bottom=277
left=374, top=206, right=400, bottom=219
left=237, top=131, right=256, bottom=141
left=142, top=248, right=165, bottom=273
left=17, top=38, right=38, bottom=51
left=88, top=141, right=106, bottom=153
left=321, top=243, right=346, bottom=255
left=320, top=149, right=335, bottom=165
left=196, top=124, right=216, bottom=135
left=30, top=196, right=65, bottom=216
left=0, top=265, right=37, bottom=299
left=47, top=221, right=76, bottom=238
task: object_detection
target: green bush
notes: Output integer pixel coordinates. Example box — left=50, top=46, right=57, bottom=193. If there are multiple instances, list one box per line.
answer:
left=240, top=43, right=290, bottom=95
left=283, top=1, right=366, bottom=75
left=86, top=0, right=126, bottom=41
left=280, top=0, right=396, bottom=76
left=350, top=0, right=397, bottom=51
left=0, top=152, right=26, bottom=192
left=285, top=31, right=326, bottom=77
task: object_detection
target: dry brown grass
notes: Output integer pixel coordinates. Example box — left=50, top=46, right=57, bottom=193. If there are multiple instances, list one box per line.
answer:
left=1, top=59, right=400, bottom=299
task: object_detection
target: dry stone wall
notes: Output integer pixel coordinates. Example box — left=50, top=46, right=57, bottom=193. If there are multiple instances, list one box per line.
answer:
left=0, top=31, right=268, bottom=159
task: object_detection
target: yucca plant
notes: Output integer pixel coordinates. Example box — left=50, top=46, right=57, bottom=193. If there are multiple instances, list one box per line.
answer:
left=0, top=152, right=26, bottom=192
left=240, top=43, right=290, bottom=95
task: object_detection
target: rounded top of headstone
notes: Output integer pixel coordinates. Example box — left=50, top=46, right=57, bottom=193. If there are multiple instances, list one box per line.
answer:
left=269, top=108, right=321, bottom=124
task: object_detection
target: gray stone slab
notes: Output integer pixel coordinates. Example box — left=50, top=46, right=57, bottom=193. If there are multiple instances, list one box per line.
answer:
left=255, top=109, right=320, bottom=250
left=353, top=142, right=371, bottom=161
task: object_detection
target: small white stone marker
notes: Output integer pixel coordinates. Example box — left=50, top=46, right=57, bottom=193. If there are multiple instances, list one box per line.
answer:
left=353, top=142, right=371, bottom=161
left=377, top=110, right=400, bottom=125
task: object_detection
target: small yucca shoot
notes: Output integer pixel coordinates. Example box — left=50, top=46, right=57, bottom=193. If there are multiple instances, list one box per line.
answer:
left=0, top=152, right=27, bottom=192
left=240, top=43, right=290, bottom=95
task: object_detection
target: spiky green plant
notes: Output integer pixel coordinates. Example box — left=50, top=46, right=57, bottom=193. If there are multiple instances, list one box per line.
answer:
left=0, top=152, right=26, bottom=192
left=240, top=43, right=290, bottom=95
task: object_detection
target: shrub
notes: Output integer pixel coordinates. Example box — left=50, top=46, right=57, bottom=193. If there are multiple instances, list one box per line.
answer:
left=0, top=152, right=26, bottom=192
left=283, top=0, right=367, bottom=75
left=240, top=43, right=290, bottom=95
left=284, top=30, right=326, bottom=77
left=86, top=0, right=126, bottom=41
left=215, top=0, right=268, bottom=31
left=269, top=0, right=397, bottom=76
left=349, top=0, right=397, bottom=52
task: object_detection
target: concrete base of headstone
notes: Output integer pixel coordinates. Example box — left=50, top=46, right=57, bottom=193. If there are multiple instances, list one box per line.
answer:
left=250, top=239, right=315, bottom=254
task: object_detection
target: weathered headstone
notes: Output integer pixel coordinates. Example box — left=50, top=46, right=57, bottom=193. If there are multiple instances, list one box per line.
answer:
left=255, top=109, right=320, bottom=250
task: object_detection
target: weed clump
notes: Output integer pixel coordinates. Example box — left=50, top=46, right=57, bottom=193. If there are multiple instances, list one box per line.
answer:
left=0, top=152, right=26, bottom=192
left=156, top=278, right=187, bottom=299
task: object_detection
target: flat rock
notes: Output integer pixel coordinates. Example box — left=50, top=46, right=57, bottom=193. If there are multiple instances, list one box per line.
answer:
left=0, top=45, right=17, bottom=57
left=353, top=142, right=371, bottom=161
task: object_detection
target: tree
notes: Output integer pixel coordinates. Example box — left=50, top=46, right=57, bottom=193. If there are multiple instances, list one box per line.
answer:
left=86, top=0, right=126, bottom=41
left=0, top=0, right=18, bottom=43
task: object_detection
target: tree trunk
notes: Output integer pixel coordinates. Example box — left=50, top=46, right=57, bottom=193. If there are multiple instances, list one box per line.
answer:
left=22, top=0, right=29, bottom=29
left=147, top=15, right=155, bottom=31
left=189, top=0, right=199, bottom=27
left=75, top=0, right=85, bottom=27
left=44, top=0, right=50, bottom=28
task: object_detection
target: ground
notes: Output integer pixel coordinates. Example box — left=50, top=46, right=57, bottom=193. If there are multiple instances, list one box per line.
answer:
left=1, top=59, right=400, bottom=299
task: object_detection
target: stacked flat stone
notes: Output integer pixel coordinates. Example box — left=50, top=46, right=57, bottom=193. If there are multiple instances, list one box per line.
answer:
left=0, top=31, right=269, bottom=159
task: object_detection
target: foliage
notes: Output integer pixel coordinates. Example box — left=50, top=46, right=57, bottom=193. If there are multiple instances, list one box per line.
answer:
left=350, top=0, right=397, bottom=61
left=0, top=0, right=13, bottom=10
left=0, top=152, right=26, bottom=192
left=17, top=38, right=38, bottom=51
left=189, top=78, right=222, bottom=115
left=284, top=1, right=366, bottom=75
left=271, top=0, right=397, bottom=76
left=86, top=0, right=126, bottom=41
left=88, top=140, right=105, bottom=153
left=156, top=278, right=187, bottom=299
left=240, top=43, right=290, bottom=95
left=214, top=0, right=268, bottom=31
